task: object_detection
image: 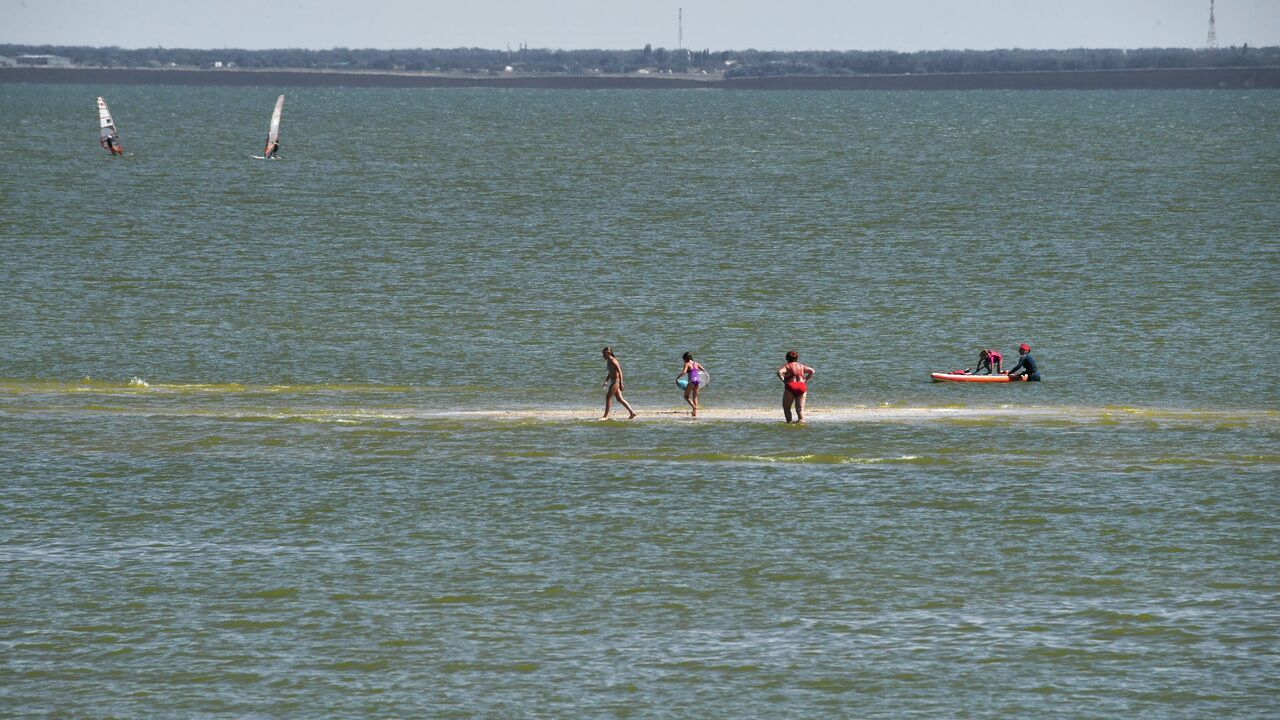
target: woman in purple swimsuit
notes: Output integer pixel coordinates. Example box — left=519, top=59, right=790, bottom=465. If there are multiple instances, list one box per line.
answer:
left=678, top=352, right=708, bottom=417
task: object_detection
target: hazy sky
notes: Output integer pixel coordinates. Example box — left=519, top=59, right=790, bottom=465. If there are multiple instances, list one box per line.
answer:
left=3, top=0, right=1278, bottom=51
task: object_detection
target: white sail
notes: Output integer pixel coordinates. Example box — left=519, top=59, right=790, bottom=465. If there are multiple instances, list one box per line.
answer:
left=97, top=96, right=121, bottom=154
left=265, top=95, right=284, bottom=153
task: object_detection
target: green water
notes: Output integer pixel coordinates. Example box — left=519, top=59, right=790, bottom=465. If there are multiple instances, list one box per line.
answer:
left=1, top=85, right=1277, bottom=717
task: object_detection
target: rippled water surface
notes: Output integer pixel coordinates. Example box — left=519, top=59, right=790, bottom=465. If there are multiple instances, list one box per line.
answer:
left=1, top=85, right=1278, bottom=717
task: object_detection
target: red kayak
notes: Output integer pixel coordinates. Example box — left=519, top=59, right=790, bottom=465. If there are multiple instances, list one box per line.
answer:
left=931, top=372, right=1025, bottom=383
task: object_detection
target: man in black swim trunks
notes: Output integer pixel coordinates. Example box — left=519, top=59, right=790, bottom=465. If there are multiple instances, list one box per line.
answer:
left=1007, top=343, right=1041, bottom=382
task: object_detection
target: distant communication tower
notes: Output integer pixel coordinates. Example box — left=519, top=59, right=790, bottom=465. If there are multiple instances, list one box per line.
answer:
left=1207, top=0, right=1218, bottom=50
left=678, top=7, right=683, bottom=50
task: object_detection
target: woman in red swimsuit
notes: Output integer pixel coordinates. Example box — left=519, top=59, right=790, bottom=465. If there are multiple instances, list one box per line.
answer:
left=776, top=350, right=815, bottom=423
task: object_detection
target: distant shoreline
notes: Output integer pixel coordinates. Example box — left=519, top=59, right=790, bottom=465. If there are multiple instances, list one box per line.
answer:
left=3, top=65, right=1278, bottom=90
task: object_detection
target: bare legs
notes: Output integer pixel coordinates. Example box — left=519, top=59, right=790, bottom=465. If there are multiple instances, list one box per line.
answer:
left=683, top=384, right=700, bottom=417
left=782, top=388, right=805, bottom=423
left=602, top=384, right=637, bottom=420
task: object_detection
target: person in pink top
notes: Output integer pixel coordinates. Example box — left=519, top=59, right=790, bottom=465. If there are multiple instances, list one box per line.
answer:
left=776, top=350, right=815, bottom=423
left=975, top=347, right=1003, bottom=374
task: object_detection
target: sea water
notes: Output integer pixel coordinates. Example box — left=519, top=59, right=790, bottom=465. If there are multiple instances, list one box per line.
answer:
left=1, top=85, right=1277, bottom=717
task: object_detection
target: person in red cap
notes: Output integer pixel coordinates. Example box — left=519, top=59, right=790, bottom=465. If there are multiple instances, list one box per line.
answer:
left=1006, top=343, right=1040, bottom=381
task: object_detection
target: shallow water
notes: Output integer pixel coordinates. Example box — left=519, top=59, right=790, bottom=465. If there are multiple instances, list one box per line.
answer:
left=1, top=85, right=1278, bottom=717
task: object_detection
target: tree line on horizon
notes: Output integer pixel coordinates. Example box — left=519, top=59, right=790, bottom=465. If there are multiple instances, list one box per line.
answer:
left=3, top=43, right=1275, bottom=77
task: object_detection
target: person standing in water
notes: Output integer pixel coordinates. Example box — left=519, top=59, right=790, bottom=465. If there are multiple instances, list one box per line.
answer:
left=777, top=350, right=815, bottom=423
left=1006, top=343, right=1041, bottom=381
left=677, top=352, right=708, bottom=418
left=601, top=346, right=637, bottom=420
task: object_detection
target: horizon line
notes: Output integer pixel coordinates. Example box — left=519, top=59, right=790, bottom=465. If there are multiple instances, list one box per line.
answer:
left=2, top=42, right=1270, bottom=54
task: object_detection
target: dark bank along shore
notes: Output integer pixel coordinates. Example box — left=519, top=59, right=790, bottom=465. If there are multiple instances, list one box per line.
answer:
left=3, top=65, right=1279, bottom=90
